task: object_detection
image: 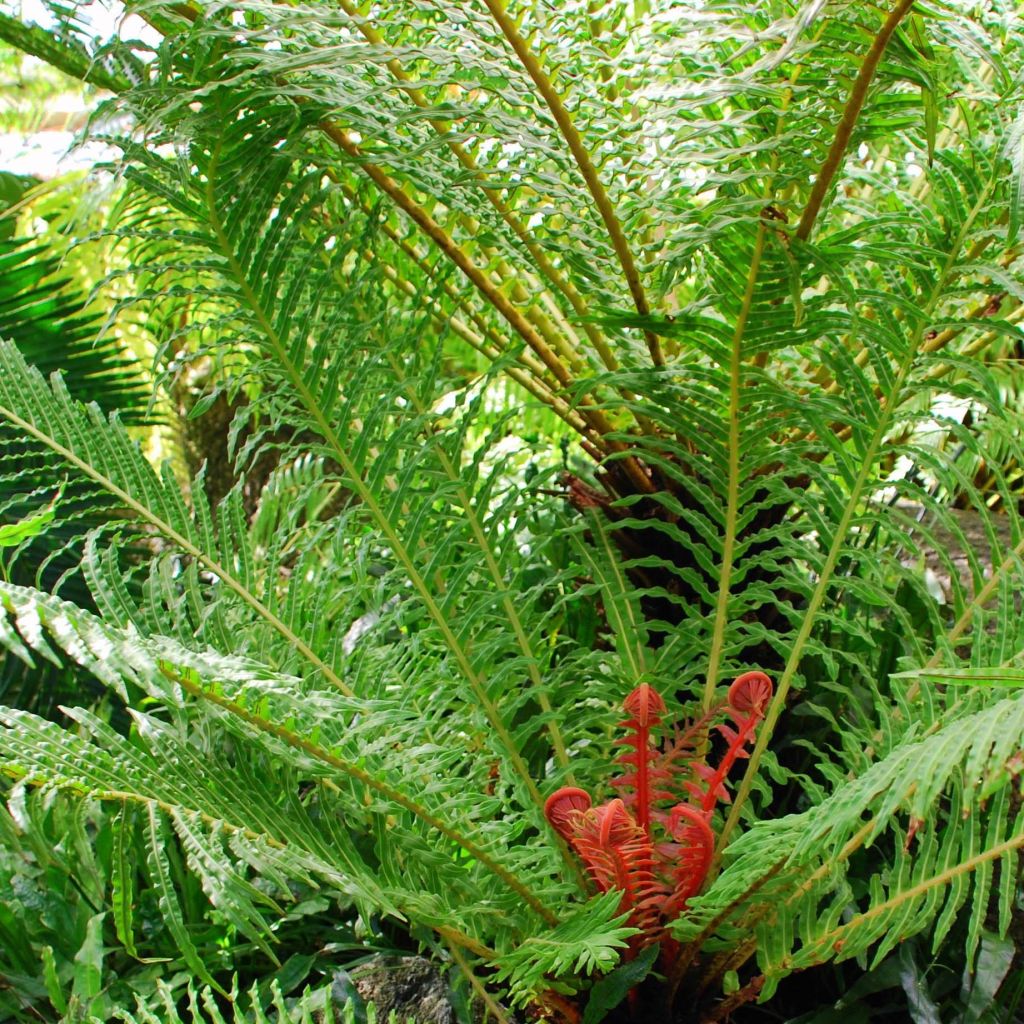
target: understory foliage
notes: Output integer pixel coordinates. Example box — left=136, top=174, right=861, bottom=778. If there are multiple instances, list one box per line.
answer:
left=2, top=0, right=1024, bottom=1021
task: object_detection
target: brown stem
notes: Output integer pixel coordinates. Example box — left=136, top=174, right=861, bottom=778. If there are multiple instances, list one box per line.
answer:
left=342, top=183, right=534, bottom=364
left=664, top=857, right=787, bottom=1007
left=699, top=975, right=765, bottom=1024
left=696, top=938, right=758, bottom=1000
left=321, top=122, right=656, bottom=493
left=323, top=124, right=571, bottom=385
left=796, top=0, right=916, bottom=241
left=378, top=262, right=599, bottom=442
left=481, top=0, right=664, bottom=367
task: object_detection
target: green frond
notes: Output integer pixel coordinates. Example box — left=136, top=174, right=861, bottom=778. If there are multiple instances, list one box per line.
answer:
left=0, top=221, right=154, bottom=712
left=112, top=979, right=353, bottom=1024
left=687, top=691, right=1024, bottom=996
left=0, top=581, right=576, bottom=952
left=492, top=891, right=638, bottom=1009
left=0, top=9, right=131, bottom=92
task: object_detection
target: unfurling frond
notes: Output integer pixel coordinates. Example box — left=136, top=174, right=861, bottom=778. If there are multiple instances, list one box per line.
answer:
left=547, top=676, right=773, bottom=960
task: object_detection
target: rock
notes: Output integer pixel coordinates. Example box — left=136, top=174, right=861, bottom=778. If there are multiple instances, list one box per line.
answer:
left=341, top=955, right=457, bottom=1024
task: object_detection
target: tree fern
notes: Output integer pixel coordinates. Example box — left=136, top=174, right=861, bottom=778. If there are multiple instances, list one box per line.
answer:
left=3, top=0, right=1024, bottom=1019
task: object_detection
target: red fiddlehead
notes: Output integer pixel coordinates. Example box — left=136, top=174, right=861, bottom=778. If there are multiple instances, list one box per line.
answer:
left=545, top=787, right=592, bottom=842
left=686, top=672, right=773, bottom=814
left=544, top=672, right=773, bottom=954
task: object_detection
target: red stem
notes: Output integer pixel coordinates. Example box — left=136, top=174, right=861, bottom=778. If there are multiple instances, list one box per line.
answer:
left=635, top=719, right=651, bottom=839
left=700, top=717, right=758, bottom=814
left=620, top=684, right=665, bottom=842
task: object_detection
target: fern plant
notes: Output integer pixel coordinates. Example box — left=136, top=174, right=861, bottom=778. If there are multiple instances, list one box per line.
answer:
left=2, top=0, right=1024, bottom=1020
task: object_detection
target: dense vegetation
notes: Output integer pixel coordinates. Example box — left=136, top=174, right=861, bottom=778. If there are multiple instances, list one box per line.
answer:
left=2, top=1, right=1024, bottom=1021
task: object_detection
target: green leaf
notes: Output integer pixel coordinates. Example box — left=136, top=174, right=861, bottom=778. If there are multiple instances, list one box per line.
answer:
left=1007, top=112, right=1024, bottom=246
left=892, top=668, right=1024, bottom=687
left=576, top=510, right=647, bottom=681
left=0, top=499, right=57, bottom=549
left=962, top=930, right=1014, bottom=1023
left=257, top=953, right=318, bottom=1001
left=111, top=806, right=138, bottom=958
left=41, top=944, right=67, bottom=1016
left=493, top=892, right=638, bottom=1007
left=582, top=943, right=659, bottom=1024
left=144, top=805, right=227, bottom=997
left=187, top=391, right=221, bottom=421
left=897, top=943, right=941, bottom=1024
left=71, top=912, right=106, bottom=1019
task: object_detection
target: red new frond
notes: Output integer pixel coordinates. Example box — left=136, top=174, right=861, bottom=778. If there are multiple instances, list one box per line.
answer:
left=546, top=670, right=772, bottom=953
left=570, top=800, right=660, bottom=932
left=694, top=672, right=774, bottom=813
left=612, top=684, right=668, bottom=841
left=661, top=804, right=714, bottom=917
left=728, top=671, right=772, bottom=719
left=683, top=780, right=704, bottom=802
left=623, top=682, right=665, bottom=727
left=716, top=723, right=740, bottom=746
left=545, top=786, right=592, bottom=841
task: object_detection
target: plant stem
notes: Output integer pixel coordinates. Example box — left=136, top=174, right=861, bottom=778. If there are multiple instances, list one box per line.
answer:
left=382, top=352, right=576, bottom=779
left=903, top=530, right=1024, bottom=702
left=445, top=940, right=514, bottom=1024
left=378, top=260, right=599, bottom=443
left=699, top=975, right=765, bottom=1023
left=795, top=0, right=917, bottom=241
left=665, top=857, right=786, bottom=1008
left=481, top=0, right=664, bottom=367
left=320, top=121, right=657, bottom=494
left=702, top=222, right=768, bottom=712
left=780, top=829, right=1024, bottom=969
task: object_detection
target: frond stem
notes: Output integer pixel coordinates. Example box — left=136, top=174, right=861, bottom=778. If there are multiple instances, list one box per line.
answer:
left=378, top=261, right=598, bottom=443
left=795, top=0, right=917, bottom=241
left=437, top=927, right=499, bottom=963
left=10, top=770, right=520, bottom=956
left=665, top=854, right=786, bottom=1007
left=385, top=354, right=576, bottom=779
left=699, top=975, right=765, bottom=1023
left=444, top=940, right=514, bottom=1023
left=480, top=0, right=664, bottom=367
left=903, top=532, right=1024, bottom=702
left=319, top=121, right=656, bottom=493
left=338, top=0, right=619, bottom=375
left=702, top=222, right=768, bottom=712
left=342, top=185, right=591, bottom=414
